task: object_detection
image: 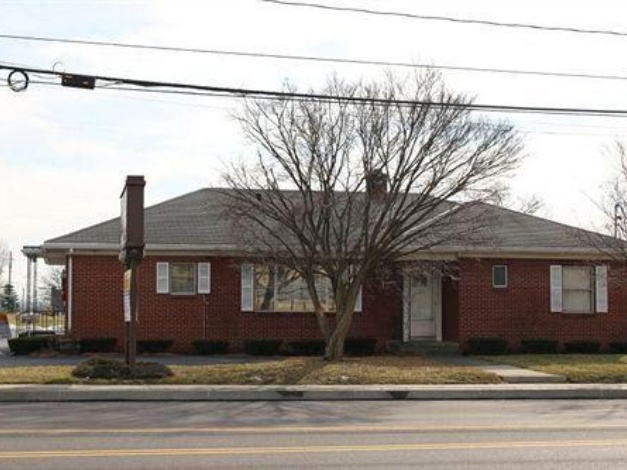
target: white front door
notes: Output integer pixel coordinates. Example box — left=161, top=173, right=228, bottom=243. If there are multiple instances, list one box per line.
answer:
left=410, top=275, right=436, bottom=338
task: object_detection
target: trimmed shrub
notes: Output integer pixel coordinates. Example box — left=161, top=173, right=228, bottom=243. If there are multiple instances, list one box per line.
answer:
left=79, top=338, right=117, bottom=354
left=563, top=340, right=601, bottom=354
left=192, top=340, right=229, bottom=355
left=344, top=338, right=377, bottom=356
left=137, top=340, right=174, bottom=354
left=467, top=338, right=509, bottom=355
left=56, top=338, right=80, bottom=354
left=244, top=340, right=282, bottom=356
left=8, top=336, right=56, bottom=355
left=72, top=357, right=173, bottom=379
left=609, top=341, right=627, bottom=353
left=284, top=340, right=326, bottom=356
left=521, top=339, right=559, bottom=354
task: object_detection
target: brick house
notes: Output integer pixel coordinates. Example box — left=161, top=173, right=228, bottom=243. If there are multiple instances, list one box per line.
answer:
left=35, top=188, right=625, bottom=353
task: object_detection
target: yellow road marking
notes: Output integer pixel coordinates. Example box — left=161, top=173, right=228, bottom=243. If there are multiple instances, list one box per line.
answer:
left=3, top=438, right=627, bottom=459
left=0, top=422, right=626, bottom=436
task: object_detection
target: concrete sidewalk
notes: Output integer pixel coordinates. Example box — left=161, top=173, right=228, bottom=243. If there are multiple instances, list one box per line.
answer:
left=434, top=356, right=567, bottom=384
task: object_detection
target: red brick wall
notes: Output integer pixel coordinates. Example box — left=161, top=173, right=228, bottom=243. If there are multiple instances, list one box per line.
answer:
left=69, top=255, right=402, bottom=353
left=458, top=258, right=627, bottom=351
left=441, top=277, right=459, bottom=342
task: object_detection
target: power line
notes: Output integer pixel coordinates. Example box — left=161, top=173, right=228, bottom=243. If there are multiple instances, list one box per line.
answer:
left=261, top=0, right=627, bottom=38
left=5, top=64, right=627, bottom=118
left=3, top=33, right=627, bottom=83
left=14, top=77, right=627, bottom=136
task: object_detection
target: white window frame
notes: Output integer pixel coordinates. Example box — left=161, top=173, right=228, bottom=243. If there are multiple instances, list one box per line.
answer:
left=156, top=262, right=211, bottom=296
left=169, top=262, right=196, bottom=296
left=562, top=265, right=594, bottom=314
left=244, top=264, right=362, bottom=313
left=492, top=265, right=508, bottom=289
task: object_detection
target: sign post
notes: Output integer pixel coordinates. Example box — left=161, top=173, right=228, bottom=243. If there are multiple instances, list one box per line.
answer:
left=120, top=175, right=145, bottom=373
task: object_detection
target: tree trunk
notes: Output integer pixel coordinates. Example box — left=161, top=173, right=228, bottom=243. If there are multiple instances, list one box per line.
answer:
left=314, top=305, right=330, bottom=342
left=324, top=305, right=355, bottom=361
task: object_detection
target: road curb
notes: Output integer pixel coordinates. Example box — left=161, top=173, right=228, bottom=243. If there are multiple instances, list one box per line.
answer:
left=3, top=384, right=627, bottom=401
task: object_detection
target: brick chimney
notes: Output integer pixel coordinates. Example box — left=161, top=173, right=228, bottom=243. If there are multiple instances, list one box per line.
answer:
left=366, top=169, right=389, bottom=200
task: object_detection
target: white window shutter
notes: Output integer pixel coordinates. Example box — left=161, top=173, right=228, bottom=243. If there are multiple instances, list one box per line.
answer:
left=241, top=263, right=254, bottom=312
left=355, top=285, right=363, bottom=312
left=156, top=262, right=169, bottom=294
left=596, top=265, right=608, bottom=313
left=550, top=265, right=562, bottom=313
left=198, top=262, right=211, bottom=294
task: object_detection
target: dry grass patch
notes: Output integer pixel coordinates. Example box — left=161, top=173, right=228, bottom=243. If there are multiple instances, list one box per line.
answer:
left=0, top=366, right=75, bottom=384
left=166, top=358, right=314, bottom=385
left=297, top=356, right=500, bottom=385
left=165, top=356, right=499, bottom=385
left=484, top=355, right=627, bottom=383
left=0, top=356, right=500, bottom=385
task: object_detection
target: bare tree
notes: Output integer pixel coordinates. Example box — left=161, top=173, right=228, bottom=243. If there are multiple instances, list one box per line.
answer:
left=39, top=267, right=64, bottom=311
left=488, top=182, right=546, bottom=216
left=0, top=241, right=9, bottom=284
left=607, top=142, right=627, bottom=239
left=223, top=71, right=523, bottom=360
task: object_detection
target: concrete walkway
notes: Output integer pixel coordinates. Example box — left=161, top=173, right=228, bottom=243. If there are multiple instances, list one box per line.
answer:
left=433, top=356, right=567, bottom=384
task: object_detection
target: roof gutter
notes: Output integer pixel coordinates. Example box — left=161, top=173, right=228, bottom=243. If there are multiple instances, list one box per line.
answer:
left=39, top=242, right=615, bottom=264
left=43, top=243, right=239, bottom=251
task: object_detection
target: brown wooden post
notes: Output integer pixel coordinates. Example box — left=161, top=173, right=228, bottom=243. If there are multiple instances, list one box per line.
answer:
left=120, top=176, right=145, bottom=373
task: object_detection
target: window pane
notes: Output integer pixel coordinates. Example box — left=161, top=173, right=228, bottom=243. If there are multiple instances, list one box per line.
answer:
left=276, top=268, right=311, bottom=312
left=563, top=267, right=591, bottom=290
left=170, top=263, right=195, bottom=294
left=563, top=291, right=592, bottom=313
left=315, top=275, right=336, bottom=311
left=252, top=265, right=336, bottom=312
left=493, top=266, right=507, bottom=287
left=254, top=265, right=274, bottom=311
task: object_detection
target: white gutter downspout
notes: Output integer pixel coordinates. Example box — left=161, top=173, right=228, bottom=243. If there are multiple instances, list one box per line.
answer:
left=67, top=249, right=74, bottom=334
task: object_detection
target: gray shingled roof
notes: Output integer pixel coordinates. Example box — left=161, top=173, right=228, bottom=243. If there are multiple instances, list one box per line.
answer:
left=46, top=188, right=234, bottom=246
left=467, top=203, right=608, bottom=251
left=43, top=187, right=611, bottom=253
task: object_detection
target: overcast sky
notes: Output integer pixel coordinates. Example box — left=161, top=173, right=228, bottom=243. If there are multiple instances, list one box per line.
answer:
left=2, top=0, right=627, bottom=297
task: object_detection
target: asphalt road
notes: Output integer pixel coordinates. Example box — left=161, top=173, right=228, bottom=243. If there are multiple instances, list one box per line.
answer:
left=1, top=400, right=627, bottom=469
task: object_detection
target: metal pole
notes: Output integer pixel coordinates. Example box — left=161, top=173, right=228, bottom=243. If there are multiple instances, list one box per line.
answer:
left=25, top=257, right=31, bottom=314
left=32, top=257, right=38, bottom=314
left=7, top=252, right=12, bottom=286
left=128, top=257, right=138, bottom=373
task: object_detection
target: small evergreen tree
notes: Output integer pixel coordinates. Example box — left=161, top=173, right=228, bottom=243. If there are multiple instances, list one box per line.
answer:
left=0, top=283, right=18, bottom=312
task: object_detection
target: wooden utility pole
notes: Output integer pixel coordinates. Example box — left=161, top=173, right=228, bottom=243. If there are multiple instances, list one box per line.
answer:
left=120, top=176, right=145, bottom=373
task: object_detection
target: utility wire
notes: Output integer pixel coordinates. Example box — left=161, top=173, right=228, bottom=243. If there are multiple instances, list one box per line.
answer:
left=261, top=0, right=627, bottom=38
left=3, top=33, right=627, bottom=82
left=5, top=64, right=627, bottom=118
left=15, top=78, right=627, bottom=136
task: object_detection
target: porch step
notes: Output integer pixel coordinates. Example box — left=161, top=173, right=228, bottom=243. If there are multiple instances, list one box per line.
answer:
left=386, top=340, right=460, bottom=357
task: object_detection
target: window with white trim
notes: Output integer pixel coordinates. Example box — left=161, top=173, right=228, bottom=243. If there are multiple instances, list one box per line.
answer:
left=252, top=265, right=336, bottom=312
left=551, top=265, right=608, bottom=314
left=155, top=262, right=211, bottom=295
left=562, top=266, right=594, bottom=313
left=170, top=263, right=195, bottom=295
left=492, top=265, right=508, bottom=288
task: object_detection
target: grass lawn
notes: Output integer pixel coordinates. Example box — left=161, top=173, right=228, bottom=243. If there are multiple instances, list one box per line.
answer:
left=0, top=356, right=501, bottom=385
left=483, top=354, right=627, bottom=383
